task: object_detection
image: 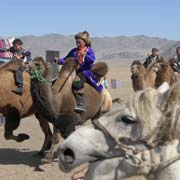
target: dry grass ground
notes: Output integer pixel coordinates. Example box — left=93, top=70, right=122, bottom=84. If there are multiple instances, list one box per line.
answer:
left=0, top=62, right=146, bottom=180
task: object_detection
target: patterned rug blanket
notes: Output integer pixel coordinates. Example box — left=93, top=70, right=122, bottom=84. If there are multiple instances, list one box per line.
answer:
left=0, top=37, right=14, bottom=59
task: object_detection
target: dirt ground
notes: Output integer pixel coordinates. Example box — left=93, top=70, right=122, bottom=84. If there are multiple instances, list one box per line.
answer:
left=0, top=64, right=146, bottom=180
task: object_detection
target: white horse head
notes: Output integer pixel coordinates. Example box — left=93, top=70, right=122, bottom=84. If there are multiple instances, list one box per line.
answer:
left=58, top=81, right=180, bottom=180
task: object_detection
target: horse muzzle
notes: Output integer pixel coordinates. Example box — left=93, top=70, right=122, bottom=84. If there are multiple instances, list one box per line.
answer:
left=58, top=147, right=76, bottom=172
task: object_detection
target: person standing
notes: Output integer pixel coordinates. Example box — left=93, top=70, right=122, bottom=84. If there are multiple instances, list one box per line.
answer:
left=171, top=46, right=180, bottom=73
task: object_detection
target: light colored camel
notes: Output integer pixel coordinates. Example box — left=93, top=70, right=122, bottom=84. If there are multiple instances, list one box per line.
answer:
left=153, top=59, right=176, bottom=88
left=131, top=60, right=157, bottom=91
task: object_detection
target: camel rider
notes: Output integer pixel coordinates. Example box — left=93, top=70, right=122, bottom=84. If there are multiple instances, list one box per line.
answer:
left=55, top=31, right=96, bottom=113
left=8, top=39, right=31, bottom=95
left=143, top=48, right=163, bottom=68
left=171, top=46, right=180, bottom=73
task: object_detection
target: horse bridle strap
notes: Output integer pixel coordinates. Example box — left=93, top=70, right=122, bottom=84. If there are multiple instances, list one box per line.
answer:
left=92, top=119, right=152, bottom=154
left=92, top=119, right=127, bottom=152
left=92, top=119, right=180, bottom=173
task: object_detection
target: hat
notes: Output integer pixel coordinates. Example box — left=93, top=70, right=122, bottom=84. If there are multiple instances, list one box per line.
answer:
left=75, top=31, right=91, bottom=47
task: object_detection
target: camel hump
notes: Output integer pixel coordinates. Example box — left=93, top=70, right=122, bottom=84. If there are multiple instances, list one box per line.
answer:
left=0, top=59, right=22, bottom=71
left=91, top=62, right=108, bottom=80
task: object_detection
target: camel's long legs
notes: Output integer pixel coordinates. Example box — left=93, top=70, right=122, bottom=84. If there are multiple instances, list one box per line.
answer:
left=35, top=113, right=53, bottom=156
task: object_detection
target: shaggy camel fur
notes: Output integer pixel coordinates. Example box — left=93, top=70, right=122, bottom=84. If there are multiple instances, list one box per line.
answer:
left=0, top=59, right=56, bottom=157
left=153, top=59, right=176, bottom=88
left=131, top=60, right=157, bottom=91
left=30, top=57, right=112, bottom=161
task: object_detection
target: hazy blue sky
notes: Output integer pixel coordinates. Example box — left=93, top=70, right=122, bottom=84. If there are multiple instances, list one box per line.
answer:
left=1, top=0, right=179, bottom=40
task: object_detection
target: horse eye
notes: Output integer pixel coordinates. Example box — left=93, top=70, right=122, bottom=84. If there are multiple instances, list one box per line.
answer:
left=121, top=116, right=136, bottom=124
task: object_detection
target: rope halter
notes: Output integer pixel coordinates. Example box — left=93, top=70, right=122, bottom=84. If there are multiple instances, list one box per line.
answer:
left=30, top=69, right=50, bottom=85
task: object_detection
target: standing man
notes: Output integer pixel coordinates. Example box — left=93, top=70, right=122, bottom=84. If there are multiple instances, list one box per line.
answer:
left=171, top=46, right=180, bottom=73
left=176, top=46, right=180, bottom=62
left=143, top=48, right=163, bottom=68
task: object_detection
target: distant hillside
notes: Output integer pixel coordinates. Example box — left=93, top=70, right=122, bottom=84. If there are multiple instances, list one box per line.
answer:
left=19, top=34, right=179, bottom=62
left=161, top=42, right=180, bottom=59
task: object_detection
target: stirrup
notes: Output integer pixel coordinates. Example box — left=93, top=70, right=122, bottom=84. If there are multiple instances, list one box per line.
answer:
left=74, top=106, right=86, bottom=113
left=12, top=87, right=23, bottom=95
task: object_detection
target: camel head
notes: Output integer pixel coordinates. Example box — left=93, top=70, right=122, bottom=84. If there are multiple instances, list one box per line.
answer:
left=152, top=60, right=168, bottom=73
left=29, top=57, right=52, bottom=79
left=57, top=81, right=180, bottom=178
left=131, top=60, right=145, bottom=75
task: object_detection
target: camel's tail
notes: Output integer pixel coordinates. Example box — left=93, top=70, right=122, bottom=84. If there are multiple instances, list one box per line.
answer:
left=91, top=62, right=108, bottom=81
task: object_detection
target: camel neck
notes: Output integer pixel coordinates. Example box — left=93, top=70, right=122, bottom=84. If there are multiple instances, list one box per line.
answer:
left=52, top=70, right=74, bottom=94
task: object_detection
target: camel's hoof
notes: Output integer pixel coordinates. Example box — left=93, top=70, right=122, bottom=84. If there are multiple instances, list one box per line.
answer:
left=17, top=133, right=30, bottom=142
left=41, top=152, right=54, bottom=164
left=41, top=158, right=53, bottom=164
left=4, top=134, right=12, bottom=140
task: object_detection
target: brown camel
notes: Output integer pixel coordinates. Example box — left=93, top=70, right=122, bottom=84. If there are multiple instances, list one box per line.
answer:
left=153, top=59, right=176, bottom=88
left=0, top=59, right=53, bottom=156
left=30, top=57, right=112, bottom=161
left=131, top=60, right=157, bottom=91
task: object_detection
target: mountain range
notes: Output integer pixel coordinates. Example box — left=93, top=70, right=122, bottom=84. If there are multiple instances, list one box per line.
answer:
left=20, top=34, right=180, bottom=63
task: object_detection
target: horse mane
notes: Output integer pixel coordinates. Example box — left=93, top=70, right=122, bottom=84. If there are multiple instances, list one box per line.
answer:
left=127, top=81, right=180, bottom=143
left=158, top=82, right=180, bottom=140
left=127, top=88, right=162, bottom=139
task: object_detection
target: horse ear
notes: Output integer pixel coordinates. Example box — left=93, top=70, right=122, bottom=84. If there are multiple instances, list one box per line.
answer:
left=159, top=82, right=180, bottom=112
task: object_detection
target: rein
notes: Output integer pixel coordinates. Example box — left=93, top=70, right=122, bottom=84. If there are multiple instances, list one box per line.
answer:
left=30, top=60, right=78, bottom=90
left=92, top=119, right=180, bottom=174
left=58, top=62, right=78, bottom=93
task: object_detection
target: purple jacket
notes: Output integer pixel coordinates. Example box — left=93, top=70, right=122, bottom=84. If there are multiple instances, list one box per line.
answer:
left=58, top=47, right=96, bottom=72
left=58, top=47, right=103, bottom=93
